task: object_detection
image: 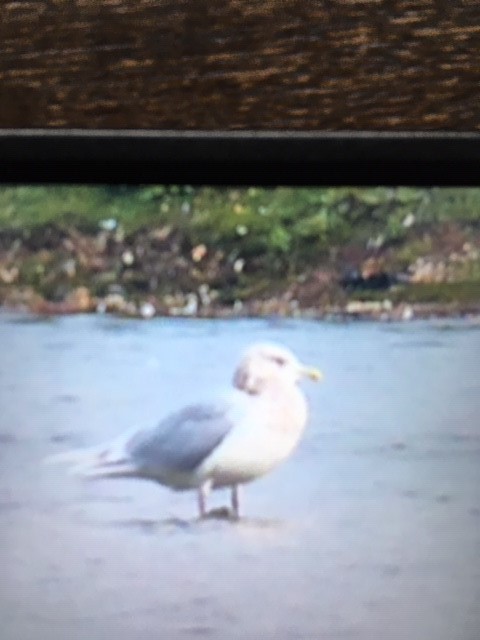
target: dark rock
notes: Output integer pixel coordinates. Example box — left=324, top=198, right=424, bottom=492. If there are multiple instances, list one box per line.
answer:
left=340, top=269, right=398, bottom=291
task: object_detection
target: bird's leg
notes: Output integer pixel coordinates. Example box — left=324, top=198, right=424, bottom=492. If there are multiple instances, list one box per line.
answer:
left=231, top=484, right=241, bottom=519
left=197, top=480, right=212, bottom=519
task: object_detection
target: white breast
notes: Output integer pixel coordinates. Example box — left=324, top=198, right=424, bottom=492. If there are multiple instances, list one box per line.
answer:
left=198, top=382, right=308, bottom=488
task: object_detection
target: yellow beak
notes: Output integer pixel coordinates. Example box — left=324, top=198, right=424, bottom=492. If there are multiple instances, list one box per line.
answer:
left=301, top=366, right=324, bottom=382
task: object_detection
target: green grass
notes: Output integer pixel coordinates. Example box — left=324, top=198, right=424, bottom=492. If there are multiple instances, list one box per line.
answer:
left=0, top=186, right=179, bottom=232
left=1, top=185, right=480, bottom=233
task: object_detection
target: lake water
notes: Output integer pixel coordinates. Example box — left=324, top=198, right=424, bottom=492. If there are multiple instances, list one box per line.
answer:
left=1, top=313, right=479, bottom=640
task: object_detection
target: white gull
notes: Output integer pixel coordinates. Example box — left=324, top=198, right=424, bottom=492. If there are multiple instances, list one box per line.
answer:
left=46, top=342, right=322, bottom=518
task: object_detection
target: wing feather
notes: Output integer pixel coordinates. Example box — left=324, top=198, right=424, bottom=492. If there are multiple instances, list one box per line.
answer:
left=126, top=403, right=235, bottom=474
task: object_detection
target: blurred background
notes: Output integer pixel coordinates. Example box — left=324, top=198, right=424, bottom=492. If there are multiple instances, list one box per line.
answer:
left=1, top=185, right=480, bottom=321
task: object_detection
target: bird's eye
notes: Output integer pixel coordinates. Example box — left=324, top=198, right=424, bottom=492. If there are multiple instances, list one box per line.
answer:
left=272, top=356, right=286, bottom=366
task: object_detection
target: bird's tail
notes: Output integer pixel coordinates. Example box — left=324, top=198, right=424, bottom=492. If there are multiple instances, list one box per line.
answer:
left=44, top=429, right=139, bottom=479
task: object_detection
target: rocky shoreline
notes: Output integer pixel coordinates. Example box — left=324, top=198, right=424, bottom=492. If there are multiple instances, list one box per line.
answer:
left=1, top=220, right=480, bottom=322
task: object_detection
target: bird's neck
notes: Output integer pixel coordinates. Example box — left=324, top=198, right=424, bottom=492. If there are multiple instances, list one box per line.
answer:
left=261, top=381, right=308, bottom=434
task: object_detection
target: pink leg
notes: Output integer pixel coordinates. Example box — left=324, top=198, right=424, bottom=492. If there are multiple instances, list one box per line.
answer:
left=231, top=484, right=241, bottom=519
left=197, top=480, right=212, bottom=518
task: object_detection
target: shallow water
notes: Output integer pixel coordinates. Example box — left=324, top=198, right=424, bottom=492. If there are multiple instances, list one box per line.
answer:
left=1, top=313, right=479, bottom=640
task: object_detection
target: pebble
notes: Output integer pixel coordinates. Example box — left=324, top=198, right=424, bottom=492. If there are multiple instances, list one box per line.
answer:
left=139, top=302, right=156, bottom=319
left=121, top=250, right=135, bottom=266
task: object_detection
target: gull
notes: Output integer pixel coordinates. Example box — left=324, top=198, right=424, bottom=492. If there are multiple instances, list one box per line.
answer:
left=46, top=343, right=322, bottom=519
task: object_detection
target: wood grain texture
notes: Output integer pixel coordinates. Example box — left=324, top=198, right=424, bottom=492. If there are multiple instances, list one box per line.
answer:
left=1, top=0, right=479, bottom=130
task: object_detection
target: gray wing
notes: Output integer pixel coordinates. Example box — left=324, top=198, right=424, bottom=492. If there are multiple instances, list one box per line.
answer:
left=126, top=403, right=234, bottom=474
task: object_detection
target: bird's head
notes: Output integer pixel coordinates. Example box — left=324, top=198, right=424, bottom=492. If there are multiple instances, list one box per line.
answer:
left=233, top=342, right=323, bottom=395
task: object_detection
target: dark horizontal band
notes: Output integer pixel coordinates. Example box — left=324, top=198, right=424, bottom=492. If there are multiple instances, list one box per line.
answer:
left=0, top=130, right=479, bottom=185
